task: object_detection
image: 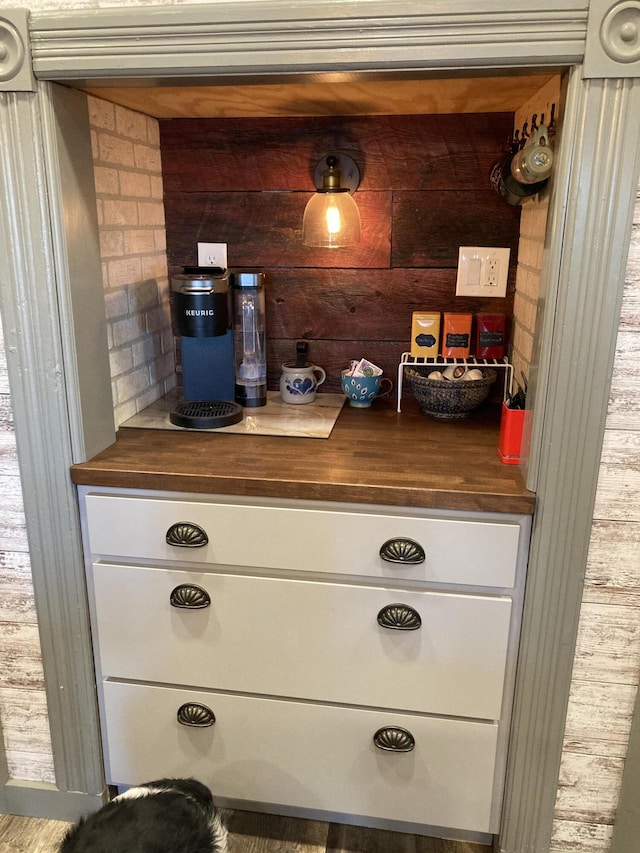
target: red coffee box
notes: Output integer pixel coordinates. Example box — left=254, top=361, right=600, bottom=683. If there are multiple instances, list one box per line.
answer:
left=476, top=313, right=506, bottom=359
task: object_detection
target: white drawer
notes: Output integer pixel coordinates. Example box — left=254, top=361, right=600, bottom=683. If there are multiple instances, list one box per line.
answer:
left=92, top=564, right=511, bottom=720
left=84, top=493, right=521, bottom=588
left=101, top=680, right=499, bottom=833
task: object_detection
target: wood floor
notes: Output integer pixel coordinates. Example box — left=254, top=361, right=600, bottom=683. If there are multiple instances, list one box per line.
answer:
left=0, top=808, right=490, bottom=852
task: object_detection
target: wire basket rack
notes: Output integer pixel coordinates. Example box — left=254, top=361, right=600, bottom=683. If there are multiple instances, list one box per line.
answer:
left=396, top=353, right=513, bottom=413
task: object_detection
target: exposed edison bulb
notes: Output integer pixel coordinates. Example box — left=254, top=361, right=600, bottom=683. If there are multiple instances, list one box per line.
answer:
left=325, top=203, right=342, bottom=235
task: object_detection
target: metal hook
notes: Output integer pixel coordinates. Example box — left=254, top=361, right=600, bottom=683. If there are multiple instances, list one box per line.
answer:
left=549, top=103, right=556, bottom=130
left=531, top=113, right=538, bottom=131
left=502, top=130, right=516, bottom=154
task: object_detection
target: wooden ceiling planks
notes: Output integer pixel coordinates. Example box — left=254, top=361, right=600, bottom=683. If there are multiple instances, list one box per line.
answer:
left=81, top=73, right=557, bottom=119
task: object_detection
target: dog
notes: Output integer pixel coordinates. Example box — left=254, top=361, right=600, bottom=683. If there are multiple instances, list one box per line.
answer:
left=59, top=777, right=229, bottom=853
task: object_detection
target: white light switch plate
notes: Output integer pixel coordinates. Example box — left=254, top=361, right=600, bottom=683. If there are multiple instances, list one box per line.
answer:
left=456, top=247, right=510, bottom=297
left=197, top=242, right=227, bottom=268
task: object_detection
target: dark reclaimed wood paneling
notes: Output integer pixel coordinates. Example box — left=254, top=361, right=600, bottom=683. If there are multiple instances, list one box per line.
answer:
left=165, top=191, right=391, bottom=270
left=161, top=112, right=520, bottom=393
left=392, top=191, right=521, bottom=267
left=262, top=268, right=514, bottom=391
left=160, top=113, right=514, bottom=193
left=266, top=269, right=512, bottom=339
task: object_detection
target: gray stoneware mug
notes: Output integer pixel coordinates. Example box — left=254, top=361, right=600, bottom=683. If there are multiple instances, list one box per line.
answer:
left=280, top=362, right=327, bottom=404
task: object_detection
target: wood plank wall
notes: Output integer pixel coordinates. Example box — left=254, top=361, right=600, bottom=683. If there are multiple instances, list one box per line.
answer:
left=161, top=114, right=521, bottom=393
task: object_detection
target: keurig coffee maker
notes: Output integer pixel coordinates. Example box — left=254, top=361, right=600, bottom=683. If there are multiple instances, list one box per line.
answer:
left=170, top=266, right=268, bottom=423
left=170, top=267, right=235, bottom=402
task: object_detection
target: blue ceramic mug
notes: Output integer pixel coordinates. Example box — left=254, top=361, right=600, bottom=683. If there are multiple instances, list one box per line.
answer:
left=340, top=370, right=393, bottom=408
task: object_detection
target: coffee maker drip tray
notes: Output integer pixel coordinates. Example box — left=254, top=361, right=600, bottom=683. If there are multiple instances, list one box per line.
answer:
left=169, top=401, right=244, bottom=430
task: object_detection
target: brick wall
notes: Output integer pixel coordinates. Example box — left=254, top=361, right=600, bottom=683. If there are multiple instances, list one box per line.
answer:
left=88, top=96, right=175, bottom=427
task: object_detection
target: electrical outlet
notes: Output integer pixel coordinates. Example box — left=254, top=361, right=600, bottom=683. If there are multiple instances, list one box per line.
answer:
left=487, top=258, right=500, bottom=287
left=455, top=247, right=510, bottom=297
left=197, top=242, right=227, bottom=268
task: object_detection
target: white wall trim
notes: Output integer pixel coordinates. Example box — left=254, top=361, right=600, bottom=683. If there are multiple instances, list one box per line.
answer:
left=0, top=88, right=105, bottom=801
left=26, top=1, right=589, bottom=81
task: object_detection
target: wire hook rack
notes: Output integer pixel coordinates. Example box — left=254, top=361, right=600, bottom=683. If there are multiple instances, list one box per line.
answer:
left=511, top=102, right=556, bottom=151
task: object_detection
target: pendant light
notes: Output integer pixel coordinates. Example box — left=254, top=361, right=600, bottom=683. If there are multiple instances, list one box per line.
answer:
left=302, top=154, right=361, bottom=248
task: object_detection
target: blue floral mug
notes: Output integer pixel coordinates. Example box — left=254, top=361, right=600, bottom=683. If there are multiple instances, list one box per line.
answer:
left=341, top=370, right=393, bottom=407
left=280, top=362, right=327, bottom=404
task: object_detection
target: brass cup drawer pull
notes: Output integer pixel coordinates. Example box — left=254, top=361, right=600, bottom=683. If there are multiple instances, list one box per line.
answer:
left=377, top=603, right=422, bottom=630
left=379, top=537, right=425, bottom=565
left=170, top=584, right=211, bottom=609
left=166, top=522, right=209, bottom=548
left=176, top=702, right=216, bottom=727
left=373, top=726, right=415, bottom=752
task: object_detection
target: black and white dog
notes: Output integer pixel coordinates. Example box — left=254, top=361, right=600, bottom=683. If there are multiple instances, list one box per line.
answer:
left=59, top=777, right=229, bottom=853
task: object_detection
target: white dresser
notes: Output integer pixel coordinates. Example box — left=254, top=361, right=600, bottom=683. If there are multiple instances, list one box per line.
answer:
left=78, top=486, right=530, bottom=840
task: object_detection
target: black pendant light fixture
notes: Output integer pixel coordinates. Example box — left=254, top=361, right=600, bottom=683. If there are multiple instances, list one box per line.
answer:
left=302, top=154, right=361, bottom=248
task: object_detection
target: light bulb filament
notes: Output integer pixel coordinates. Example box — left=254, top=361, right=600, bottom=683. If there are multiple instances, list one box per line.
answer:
left=326, top=203, right=342, bottom=235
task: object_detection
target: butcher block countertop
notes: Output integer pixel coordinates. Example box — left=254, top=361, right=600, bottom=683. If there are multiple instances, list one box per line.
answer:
left=70, top=397, right=535, bottom=515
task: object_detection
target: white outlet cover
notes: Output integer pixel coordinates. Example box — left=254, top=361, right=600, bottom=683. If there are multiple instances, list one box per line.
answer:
left=197, top=242, right=228, bottom=269
left=455, top=247, right=510, bottom=297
